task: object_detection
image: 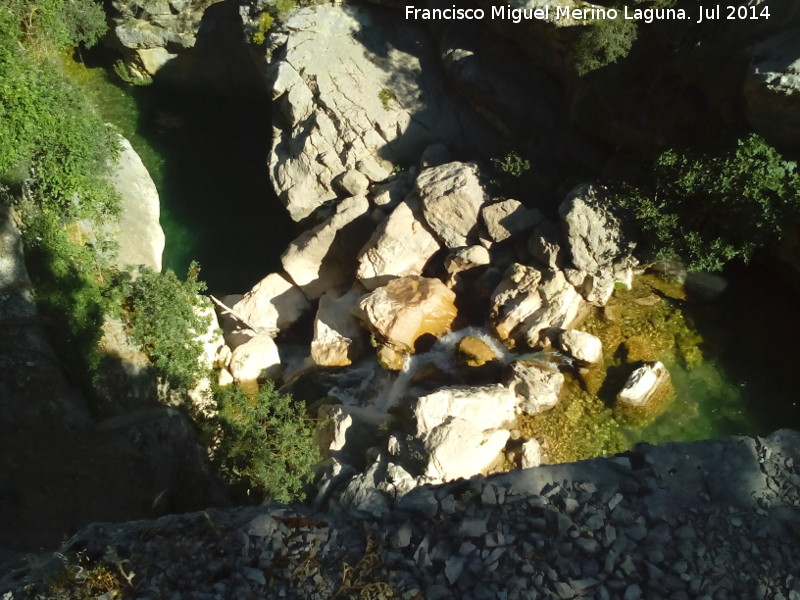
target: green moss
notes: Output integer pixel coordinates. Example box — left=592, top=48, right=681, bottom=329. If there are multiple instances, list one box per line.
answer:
left=517, top=381, right=626, bottom=464
left=378, top=88, right=396, bottom=110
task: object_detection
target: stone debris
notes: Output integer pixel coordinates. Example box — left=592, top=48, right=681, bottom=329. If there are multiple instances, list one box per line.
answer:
left=8, top=431, right=800, bottom=600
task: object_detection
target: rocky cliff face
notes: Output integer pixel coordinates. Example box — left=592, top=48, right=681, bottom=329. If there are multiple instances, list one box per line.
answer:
left=4, top=430, right=800, bottom=598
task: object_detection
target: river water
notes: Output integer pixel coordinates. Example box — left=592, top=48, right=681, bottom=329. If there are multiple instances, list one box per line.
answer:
left=70, top=51, right=295, bottom=296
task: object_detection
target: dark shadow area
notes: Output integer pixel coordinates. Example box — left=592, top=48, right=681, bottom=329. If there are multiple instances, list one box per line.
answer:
left=681, top=262, right=800, bottom=435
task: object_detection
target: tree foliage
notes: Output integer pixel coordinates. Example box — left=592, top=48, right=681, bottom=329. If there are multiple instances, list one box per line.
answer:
left=0, top=0, right=119, bottom=221
left=212, top=382, right=321, bottom=504
left=114, top=264, right=209, bottom=390
left=619, top=134, right=800, bottom=271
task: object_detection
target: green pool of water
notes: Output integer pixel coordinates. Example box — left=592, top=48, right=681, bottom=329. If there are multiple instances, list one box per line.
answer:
left=625, top=265, right=800, bottom=445
left=68, top=50, right=295, bottom=295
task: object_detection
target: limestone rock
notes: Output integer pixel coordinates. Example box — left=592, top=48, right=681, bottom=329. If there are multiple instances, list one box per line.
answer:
left=356, top=198, right=441, bottom=291
left=371, top=170, right=416, bottom=209
left=281, top=196, right=372, bottom=300
left=423, top=418, right=509, bottom=482
left=528, top=220, right=566, bottom=270
left=444, top=246, right=491, bottom=279
left=416, top=162, right=489, bottom=248
left=414, top=384, right=517, bottom=437
left=744, top=28, right=800, bottom=149
left=230, top=272, right=310, bottom=338
left=455, top=337, right=497, bottom=368
left=505, top=361, right=564, bottom=415
left=520, top=439, right=542, bottom=469
left=265, top=4, right=497, bottom=220
left=316, top=404, right=391, bottom=468
left=559, top=330, right=603, bottom=364
left=105, top=137, right=165, bottom=272
left=229, top=334, right=282, bottom=385
left=616, top=361, right=673, bottom=424
left=335, top=170, right=370, bottom=197
left=559, top=184, right=635, bottom=274
left=481, top=199, right=543, bottom=243
left=490, top=263, right=586, bottom=346
left=355, top=276, right=457, bottom=360
left=310, top=285, right=366, bottom=367
left=618, top=362, right=669, bottom=405
left=335, top=456, right=416, bottom=517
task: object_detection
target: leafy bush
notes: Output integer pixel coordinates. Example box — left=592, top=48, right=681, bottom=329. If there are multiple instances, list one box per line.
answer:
left=211, top=382, right=320, bottom=504
left=1, top=1, right=120, bottom=222
left=619, top=134, right=800, bottom=271
left=115, top=264, right=209, bottom=390
left=572, top=15, right=638, bottom=76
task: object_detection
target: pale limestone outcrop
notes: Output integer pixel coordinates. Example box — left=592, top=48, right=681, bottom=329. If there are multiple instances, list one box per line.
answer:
left=229, top=334, right=282, bottom=385
left=281, top=196, right=372, bottom=300
left=310, top=285, right=367, bottom=367
left=354, top=276, right=458, bottom=365
left=559, top=184, right=637, bottom=305
left=414, top=385, right=518, bottom=437
left=520, top=438, right=542, bottom=469
left=504, top=361, right=564, bottom=415
left=559, top=184, right=635, bottom=274
left=230, top=273, right=310, bottom=338
left=416, top=162, right=489, bottom=248
left=559, top=329, right=603, bottom=364
left=264, top=4, right=496, bottom=220
left=355, top=198, right=441, bottom=291
left=105, top=137, right=165, bottom=272
left=423, top=418, right=509, bottom=482
left=481, top=199, right=543, bottom=243
left=490, top=263, right=586, bottom=347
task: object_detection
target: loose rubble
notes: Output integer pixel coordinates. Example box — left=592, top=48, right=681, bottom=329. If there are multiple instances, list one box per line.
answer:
left=6, top=431, right=800, bottom=600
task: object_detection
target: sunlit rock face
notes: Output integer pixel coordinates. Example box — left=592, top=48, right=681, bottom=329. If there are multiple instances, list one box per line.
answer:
left=260, top=3, right=499, bottom=221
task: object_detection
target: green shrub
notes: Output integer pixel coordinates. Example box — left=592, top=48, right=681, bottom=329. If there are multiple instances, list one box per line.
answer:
left=115, top=264, right=209, bottom=390
left=619, top=134, right=800, bottom=271
left=572, top=15, right=638, bottom=76
left=211, top=382, right=321, bottom=504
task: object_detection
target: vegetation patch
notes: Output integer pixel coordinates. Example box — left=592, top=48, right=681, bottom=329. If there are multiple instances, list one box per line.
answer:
left=111, top=263, right=209, bottom=391
left=618, top=134, right=800, bottom=271
left=210, top=381, right=321, bottom=504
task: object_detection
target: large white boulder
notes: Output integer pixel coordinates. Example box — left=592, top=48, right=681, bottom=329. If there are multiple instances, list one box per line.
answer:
left=229, top=334, right=282, bottom=385
left=281, top=196, right=372, bottom=300
left=310, top=285, right=366, bottom=367
left=355, top=276, right=457, bottom=356
left=356, top=198, right=441, bottom=291
left=105, top=137, right=165, bottom=272
left=559, top=329, right=603, bottom=364
left=559, top=184, right=636, bottom=274
left=423, top=418, right=509, bottom=482
left=230, top=272, right=310, bottom=338
left=481, top=199, right=543, bottom=243
left=505, top=361, right=564, bottom=415
left=414, top=384, right=517, bottom=437
left=416, top=162, right=489, bottom=248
